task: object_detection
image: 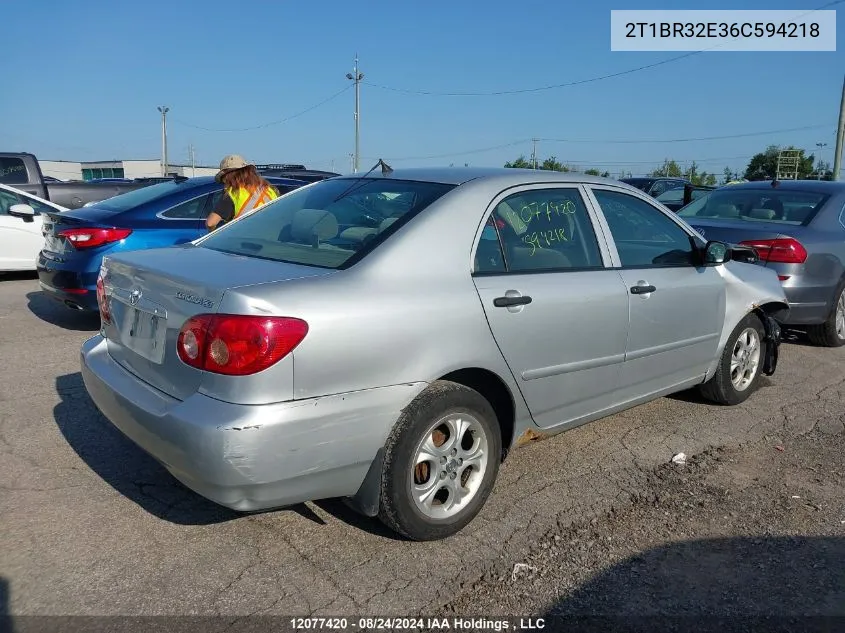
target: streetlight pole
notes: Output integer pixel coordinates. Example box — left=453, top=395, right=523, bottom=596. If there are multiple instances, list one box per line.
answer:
left=816, top=142, right=828, bottom=179
left=346, top=55, right=364, bottom=173
left=157, top=106, right=169, bottom=177
left=834, top=75, right=845, bottom=181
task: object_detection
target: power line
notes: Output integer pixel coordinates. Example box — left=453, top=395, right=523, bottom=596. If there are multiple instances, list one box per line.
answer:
left=170, top=85, right=352, bottom=132
left=366, top=122, right=831, bottom=161
left=366, top=140, right=528, bottom=161
left=362, top=0, right=844, bottom=97
left=538, top=124, right=834, bottom=144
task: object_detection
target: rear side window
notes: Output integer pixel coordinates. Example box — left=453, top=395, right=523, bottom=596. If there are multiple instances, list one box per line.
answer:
left=199, top=178, right=455, bottom=269
left=0, top=157, right=28, bottom=185
left=161, top=193, right=214, bottom=219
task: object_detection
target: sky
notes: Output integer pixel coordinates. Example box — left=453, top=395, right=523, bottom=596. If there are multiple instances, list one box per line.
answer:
left=3, top=0, right=843, bottom=178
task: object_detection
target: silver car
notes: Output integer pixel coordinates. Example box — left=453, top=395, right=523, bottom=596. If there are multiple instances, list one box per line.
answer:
left=80, top=167, right=788, bottom=540
left=677, top=180, right=845, bottom=347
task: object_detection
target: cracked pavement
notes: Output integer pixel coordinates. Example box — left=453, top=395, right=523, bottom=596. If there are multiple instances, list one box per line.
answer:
left=2, top=273, right=845, bottom=616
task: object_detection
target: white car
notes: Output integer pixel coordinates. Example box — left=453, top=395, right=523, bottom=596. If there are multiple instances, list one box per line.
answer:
left=0, top=183, right=68, bottom=272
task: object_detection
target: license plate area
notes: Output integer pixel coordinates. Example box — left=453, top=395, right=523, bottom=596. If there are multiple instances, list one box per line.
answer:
left=112, top=295, right=167, bottom=364
left=42, top=220, right=65, bottom=254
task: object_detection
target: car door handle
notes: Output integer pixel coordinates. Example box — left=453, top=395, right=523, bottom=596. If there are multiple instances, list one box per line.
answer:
left=630, top=284, right=656, bottom=295
left=494, top=295, right=532, bottom=307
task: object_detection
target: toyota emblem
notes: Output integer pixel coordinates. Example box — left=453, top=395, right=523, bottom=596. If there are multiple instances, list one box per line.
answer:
left=129, top=289, right=142, bottom=306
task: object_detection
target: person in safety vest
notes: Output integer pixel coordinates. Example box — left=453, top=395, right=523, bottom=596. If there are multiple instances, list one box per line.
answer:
left=206, top=154, right=278, bottom=231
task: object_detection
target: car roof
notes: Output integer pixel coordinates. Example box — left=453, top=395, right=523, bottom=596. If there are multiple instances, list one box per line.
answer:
left=179, top=175, right=307, bottom=187
left=714, top=179, right=845, bottom=193
left=330, top=166, right=631, bottom=188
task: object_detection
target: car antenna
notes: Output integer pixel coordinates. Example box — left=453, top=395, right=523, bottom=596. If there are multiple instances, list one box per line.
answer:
left=332, top=158, right=392, bottom=202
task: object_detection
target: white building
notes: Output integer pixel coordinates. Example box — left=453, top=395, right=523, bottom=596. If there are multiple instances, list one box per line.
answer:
left=38, top=159, right=218, bottom=181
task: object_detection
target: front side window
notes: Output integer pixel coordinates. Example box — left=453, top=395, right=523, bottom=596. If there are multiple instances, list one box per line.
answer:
left=0, top=189, right=18, bottom=215
left=591, top=188, right=696, bottom=268
left=0, top=158, right=27, bottom=185
left=199, top=178, right=455, bottom=269
left=474, top=187, right=604, bottom=273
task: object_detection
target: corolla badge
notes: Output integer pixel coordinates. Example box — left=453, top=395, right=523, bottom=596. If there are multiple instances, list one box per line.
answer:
left=129, top=289, right=142, bottom=306
left=175, top=291, right=214, bottom=309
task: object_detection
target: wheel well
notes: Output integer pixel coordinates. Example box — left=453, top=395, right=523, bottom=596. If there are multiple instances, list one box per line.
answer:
left=754, top=300, right=789, bottom=321
left=439, top=368, right=515, bottom=461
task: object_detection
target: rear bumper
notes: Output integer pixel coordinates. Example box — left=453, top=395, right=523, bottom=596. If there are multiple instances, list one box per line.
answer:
left=37, top=252, right=99, bottom=311
left=80, top=334, right=425, bottom=512
left=779, top=285, right=836, bottom=326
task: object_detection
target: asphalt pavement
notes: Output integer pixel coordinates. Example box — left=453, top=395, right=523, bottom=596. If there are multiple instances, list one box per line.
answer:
left=2, top=272, right=844, bottom=618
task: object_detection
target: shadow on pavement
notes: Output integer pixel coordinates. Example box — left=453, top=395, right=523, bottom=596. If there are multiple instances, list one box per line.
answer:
left=26, top=291, right=100, bottom=332
left=541, top=535, right=845, bottom=632
left=52, top=372, right=403, bottom=539
left=0, top=271, right=38, bottom=282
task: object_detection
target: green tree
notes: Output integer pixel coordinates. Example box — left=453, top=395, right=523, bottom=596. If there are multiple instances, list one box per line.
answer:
left=743, top=145, right=816, bottom=180
left=504, top=155, right=533, bottom=169
left=721, top=167, right=735, bottom=184
left=541, top=156, right=569, bottom=172
left=504, top=155, right=571, bottom=172
left=651, top=159, right=683, bottom=178
left=584, top=168, right=601, bottom=176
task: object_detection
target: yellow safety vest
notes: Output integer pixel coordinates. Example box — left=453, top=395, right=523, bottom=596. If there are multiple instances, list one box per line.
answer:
left=226, top=185, right=278, bottom=219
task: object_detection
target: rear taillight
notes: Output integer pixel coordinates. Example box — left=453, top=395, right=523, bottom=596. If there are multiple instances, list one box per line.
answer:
left=96, top=274, right=111, bottom=323
left=739, top=238, right=807, bottom=264
left=60, top=227, right=132, bottom=250
left=176, top=314, right=308, bottom=376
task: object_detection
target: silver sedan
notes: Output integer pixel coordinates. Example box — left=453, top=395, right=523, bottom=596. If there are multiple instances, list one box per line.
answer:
left=80, top=167, right=788, bottom=540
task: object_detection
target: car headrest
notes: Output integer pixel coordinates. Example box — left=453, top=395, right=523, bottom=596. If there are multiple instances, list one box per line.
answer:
left=290, top=209, right=338, bottom=243
left=748, top=208, right=776, bottom=220
left=708, top=203, right=740, bottom=218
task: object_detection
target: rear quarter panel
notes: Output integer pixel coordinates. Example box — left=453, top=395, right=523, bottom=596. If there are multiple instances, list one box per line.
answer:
left=213, top=178, right=533, bottom=416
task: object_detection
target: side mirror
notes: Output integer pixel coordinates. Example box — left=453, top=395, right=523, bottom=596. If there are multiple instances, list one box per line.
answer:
left=703, top=240, right=731, bottom=265
left=8, top=204, right=36, bottom=222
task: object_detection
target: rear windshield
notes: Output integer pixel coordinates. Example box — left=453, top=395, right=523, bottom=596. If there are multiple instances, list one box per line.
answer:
left=621, top=178, right=654, bottom=192
left=90, top=180, right=199, bottom=212
left=198, top=177, right=455, bottom=269
left=677, top=188, right=830, bottom=225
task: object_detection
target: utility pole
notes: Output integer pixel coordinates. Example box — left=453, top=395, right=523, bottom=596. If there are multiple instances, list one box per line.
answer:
left=349, top=153, right=354, bottom=173
left=157, top=106, right=169, bottom=176
left=531, top=138, right=539, bottom=169
left=188, top=144, right=196, bottom=177
left=346, top=55, right=364, bottom=173
left=834, top=75, right=845, bottom=181
left=816, top=142, right=827, bottom=179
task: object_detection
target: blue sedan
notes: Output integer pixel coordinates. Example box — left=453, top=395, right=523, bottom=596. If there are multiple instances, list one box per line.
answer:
left=37, top=175, right=306, bottom=312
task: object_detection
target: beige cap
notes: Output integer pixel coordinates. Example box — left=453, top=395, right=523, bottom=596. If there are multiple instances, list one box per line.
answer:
left=215, top=154, right=253, bottom=181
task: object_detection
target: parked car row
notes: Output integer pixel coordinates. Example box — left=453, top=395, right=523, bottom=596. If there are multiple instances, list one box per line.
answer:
left=5, top=164, right=844, bottom=541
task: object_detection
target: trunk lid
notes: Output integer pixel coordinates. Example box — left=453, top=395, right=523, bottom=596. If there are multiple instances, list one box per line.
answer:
left=41, top=210, right=120, bottom=259
left=101, top=244, right=332, bottom=400
left=685, top=218, right=796, bottom=268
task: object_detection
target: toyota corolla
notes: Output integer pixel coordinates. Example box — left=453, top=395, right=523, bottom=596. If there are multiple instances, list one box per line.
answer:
left=80, top=166, right=788, bottom=540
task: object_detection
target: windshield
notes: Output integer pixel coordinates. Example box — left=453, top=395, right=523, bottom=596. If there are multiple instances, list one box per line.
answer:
left=199, top=177, right=456, bottom=269
left=677, top=188, right=830, bottom=225
left=89, top=179, right=196, bottom=212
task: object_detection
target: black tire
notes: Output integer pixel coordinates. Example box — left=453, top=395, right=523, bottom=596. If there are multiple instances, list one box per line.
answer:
left=378, top=380, right=502, bottom=541
left=806, top=283, right=845, bottom=348
left=700, top=312, right=767, bottom=406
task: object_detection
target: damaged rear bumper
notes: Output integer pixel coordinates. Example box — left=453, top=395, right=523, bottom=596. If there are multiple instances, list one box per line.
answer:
left=80, top=334, right=425, bottom=512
